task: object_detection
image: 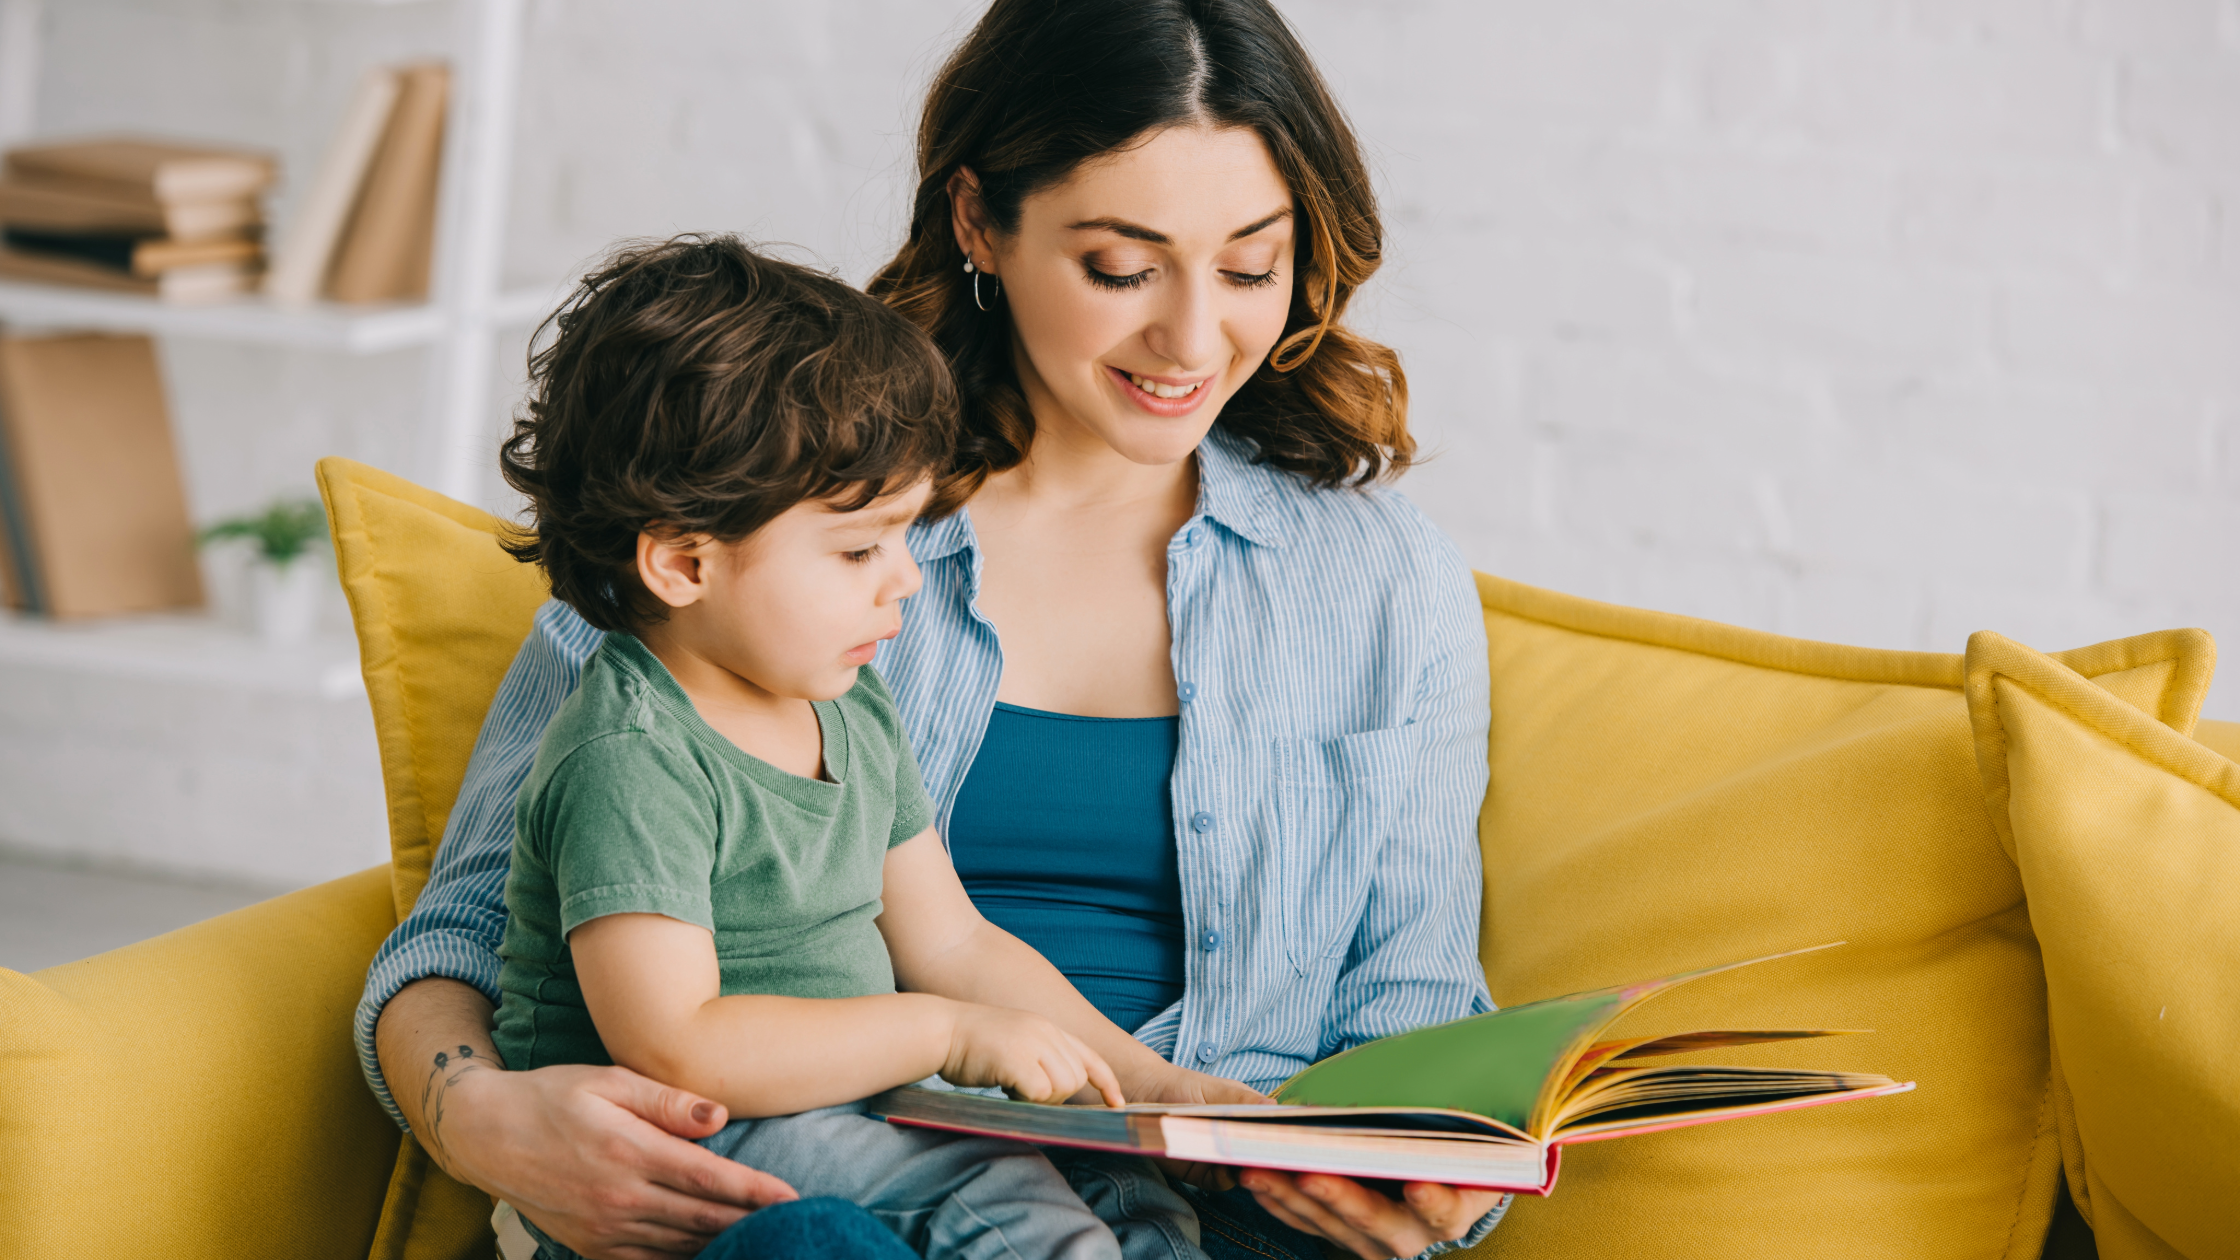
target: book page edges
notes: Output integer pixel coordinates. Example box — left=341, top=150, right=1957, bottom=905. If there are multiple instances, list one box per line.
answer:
left=1158, top=1117, right=1556, bottom=1194
left=1551, top=1079, right=1915, bottom=1146
left=1525, top=942, right=1849, bottom=1135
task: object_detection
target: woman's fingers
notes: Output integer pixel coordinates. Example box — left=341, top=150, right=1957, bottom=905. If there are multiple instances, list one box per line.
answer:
left=585, top=1065, right=729, bottom=1140
left=1398, top=1181, right=1482, bottom=1238
left=1239, top=1171, right=1385, bottom=1258
left=1242, top=1169, right=1453, bottom=1259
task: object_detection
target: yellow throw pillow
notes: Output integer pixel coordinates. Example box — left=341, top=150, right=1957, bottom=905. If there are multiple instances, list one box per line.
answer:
left=318, top=457, right=548, bottom=919
left=0, top=869, right=400, bottom=1260
left=318, top=458, right=546, bottom=1260
left=1964, top=632, right=2240, bottom=1260
left=1465, top=573, right=2212, bottom=1260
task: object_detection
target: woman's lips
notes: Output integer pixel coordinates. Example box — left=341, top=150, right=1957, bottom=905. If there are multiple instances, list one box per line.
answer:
left=1108, top=365, right=1214, bottom=417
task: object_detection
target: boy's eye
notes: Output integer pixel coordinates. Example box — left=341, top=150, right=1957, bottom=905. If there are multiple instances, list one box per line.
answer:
left=843, top=545, right=882, bottom=564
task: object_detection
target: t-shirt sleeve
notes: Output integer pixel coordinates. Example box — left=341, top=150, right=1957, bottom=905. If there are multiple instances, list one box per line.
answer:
left=890, top=732, right=935, bottom=848
left=857, top=665, right=935, bottom=848
left=527, top=732, right=718, bottom=935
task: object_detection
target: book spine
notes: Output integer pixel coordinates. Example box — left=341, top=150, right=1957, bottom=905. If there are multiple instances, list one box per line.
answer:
left=266, top=67, right=401, bottom=304
left=326, top=62, right=450, bottom=304
left=0, top=353, right=48, bottom=614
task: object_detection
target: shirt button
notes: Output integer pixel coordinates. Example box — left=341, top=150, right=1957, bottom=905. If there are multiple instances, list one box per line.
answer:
left=1181, top=527, right=1200, bottom=546
left=1178, top=682, right=1197, bottom=702
left=1201, top=930, right=1222, bottom=951
left=1190, top=811, right=1214, bottom=833
left=1196, top=1042, right=1219, bottom=1063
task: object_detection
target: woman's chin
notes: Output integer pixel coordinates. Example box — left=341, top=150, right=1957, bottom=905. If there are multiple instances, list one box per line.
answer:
left=1088, top=414, right=1224, bottom=468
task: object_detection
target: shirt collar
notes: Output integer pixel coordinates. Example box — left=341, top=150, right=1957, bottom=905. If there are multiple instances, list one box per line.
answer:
left=905, top=425, right=1291, bottom=563
left=1194, top=427, right=1289, bottom=549
left=908, top=503, right=977, bottom=565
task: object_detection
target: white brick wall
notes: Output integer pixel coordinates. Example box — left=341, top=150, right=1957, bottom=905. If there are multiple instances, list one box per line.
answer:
left=32, top=0, right=2240, bottom=713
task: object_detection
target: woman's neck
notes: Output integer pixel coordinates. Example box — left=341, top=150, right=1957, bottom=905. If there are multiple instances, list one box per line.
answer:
left=978, top=410, right=1199, bottom=525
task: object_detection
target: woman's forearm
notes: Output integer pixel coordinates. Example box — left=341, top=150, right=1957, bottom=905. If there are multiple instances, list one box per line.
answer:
left=375, top=976, right=506, bottom=1175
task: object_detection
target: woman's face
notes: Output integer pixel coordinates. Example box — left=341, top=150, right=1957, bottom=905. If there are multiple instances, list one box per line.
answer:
left=955, top=125, right=1298, bottom=468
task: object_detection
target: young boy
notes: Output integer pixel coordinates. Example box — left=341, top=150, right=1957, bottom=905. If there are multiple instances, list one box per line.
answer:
left=490, top=236, right=1214, bottom=1260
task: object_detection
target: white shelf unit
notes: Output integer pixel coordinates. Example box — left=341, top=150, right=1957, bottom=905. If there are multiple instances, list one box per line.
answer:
left=0, top=0, right=542, bottom=884
left=0, top=0, right=543, bottom=503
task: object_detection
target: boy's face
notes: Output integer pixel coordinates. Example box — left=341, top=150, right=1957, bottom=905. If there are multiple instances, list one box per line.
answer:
left=639, top=478, right=932, bottom=704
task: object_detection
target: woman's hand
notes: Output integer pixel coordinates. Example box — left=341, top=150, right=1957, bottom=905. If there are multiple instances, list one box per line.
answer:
left=1114, top=1061, right=1270, bottom=1107
left=439, top=1062, right=800, bottom=1260
left=943, top=1003, right=1128, bottom=1106
left=1117, top=1064, right=1271, bottom=1191
left=1239, top=1170, right=1504, bottom=1260
left=376, top=978, right=797, bottom=1260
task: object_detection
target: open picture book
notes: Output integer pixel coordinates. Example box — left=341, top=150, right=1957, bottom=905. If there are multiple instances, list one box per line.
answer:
left=866, top=946, right=1913, bottom=1194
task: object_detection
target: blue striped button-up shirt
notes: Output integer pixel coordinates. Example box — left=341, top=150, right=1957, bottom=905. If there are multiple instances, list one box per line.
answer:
left=355, top=427, right=1494, bottom=1123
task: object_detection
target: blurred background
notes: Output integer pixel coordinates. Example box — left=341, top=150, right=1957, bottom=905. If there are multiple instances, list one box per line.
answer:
left=1, top=0, right=2235, bottom=963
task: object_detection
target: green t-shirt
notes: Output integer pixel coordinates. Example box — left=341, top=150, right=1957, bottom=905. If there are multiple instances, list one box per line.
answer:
left=492, top=633, right=935, bottom=1073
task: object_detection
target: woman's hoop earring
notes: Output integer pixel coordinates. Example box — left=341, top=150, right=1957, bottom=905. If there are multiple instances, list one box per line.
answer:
left=963, top=263, right=999, bottom=311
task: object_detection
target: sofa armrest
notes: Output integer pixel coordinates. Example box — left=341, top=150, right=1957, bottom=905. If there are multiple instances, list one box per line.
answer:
left=0, top=865, right=403, bottom=1260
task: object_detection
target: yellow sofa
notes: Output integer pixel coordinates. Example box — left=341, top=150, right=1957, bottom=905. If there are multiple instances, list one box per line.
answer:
left=3, top=460, right=2229, bottom=1260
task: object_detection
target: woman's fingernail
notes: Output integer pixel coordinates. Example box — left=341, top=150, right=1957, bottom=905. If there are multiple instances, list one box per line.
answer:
left=690, top=1102, right=717, bottom=1124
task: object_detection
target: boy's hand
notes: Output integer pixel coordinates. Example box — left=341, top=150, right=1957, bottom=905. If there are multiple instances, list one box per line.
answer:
left=943, top=1003, right=1127, bottom=1107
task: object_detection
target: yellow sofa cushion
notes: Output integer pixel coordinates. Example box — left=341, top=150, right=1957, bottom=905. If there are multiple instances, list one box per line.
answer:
left=0, top=868, right=400, bottom=1260
left=1964, top=631, right=2240, bottom=1260
left=318, top=456, right=548, bottom=921
left=318, top=458, right=548, bottom=1260
left=1465, top=573, right=2212, bottom=1260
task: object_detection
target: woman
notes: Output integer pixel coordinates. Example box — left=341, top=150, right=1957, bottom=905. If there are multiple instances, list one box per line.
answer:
left=357, top=2, right=1502, bottom=1257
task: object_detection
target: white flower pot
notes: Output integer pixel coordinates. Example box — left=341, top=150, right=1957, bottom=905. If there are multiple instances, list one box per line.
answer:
left=251, top=558, right=323, bottom=645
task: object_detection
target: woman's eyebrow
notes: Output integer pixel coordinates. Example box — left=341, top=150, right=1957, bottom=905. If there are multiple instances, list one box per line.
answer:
left=1225, top=208, right=1291, bottom=241
left=1067, top=217, right=1172, bottom=244
left=1063, top=207, right=1292, bottom=245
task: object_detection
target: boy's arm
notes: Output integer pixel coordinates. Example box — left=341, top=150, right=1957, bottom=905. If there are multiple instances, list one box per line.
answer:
left=571, top=911, right=1123, bottom=1117
left=875, top=829, right=1265, bottom=1107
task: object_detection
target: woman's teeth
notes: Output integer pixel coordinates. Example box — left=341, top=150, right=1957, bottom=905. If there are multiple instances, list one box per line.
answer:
left=1127, top=373, right=1204, bottom=399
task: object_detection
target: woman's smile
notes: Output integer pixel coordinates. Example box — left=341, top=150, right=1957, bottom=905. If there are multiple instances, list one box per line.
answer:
left=1106, top=364, right=1215, bottom=416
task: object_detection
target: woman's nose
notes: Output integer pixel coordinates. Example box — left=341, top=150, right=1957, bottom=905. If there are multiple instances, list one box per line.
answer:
left=1143, top=274, right=1225, bottom=372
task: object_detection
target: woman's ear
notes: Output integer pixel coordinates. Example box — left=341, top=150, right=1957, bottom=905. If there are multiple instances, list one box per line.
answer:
left=948, top=166, right=999, bottom=276
left=636, top=530, right=712, bottom=610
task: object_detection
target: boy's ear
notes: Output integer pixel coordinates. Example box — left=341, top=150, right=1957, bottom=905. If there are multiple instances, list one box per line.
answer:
left=635, top=530, right=712, bottom=610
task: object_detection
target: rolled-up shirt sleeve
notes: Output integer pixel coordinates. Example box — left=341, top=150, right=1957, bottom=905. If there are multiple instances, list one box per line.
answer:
left=352, top=600, right=604, bottom=1131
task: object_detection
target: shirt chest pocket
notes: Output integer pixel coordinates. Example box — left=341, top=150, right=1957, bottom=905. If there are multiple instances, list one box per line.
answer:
left=1272, top=725, right=1417, bottom=971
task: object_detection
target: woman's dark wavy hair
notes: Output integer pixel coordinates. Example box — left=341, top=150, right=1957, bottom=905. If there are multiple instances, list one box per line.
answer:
left=869, top=0, right=1410, bottom=512
left=500, top=234, right=957, bottom=632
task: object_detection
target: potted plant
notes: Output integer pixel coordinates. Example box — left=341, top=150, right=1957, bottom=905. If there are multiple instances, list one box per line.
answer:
left=199, top=498, right=330, bottom=644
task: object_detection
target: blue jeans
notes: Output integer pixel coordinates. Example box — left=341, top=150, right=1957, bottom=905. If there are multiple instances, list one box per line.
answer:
left=528, top=1099, right=1202, bottom=1260
left=699, top=1197, right=916, bottom=1259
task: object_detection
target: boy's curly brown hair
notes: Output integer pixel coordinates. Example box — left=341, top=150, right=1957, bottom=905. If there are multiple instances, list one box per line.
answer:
left=499, top=234, right=958, bottom=633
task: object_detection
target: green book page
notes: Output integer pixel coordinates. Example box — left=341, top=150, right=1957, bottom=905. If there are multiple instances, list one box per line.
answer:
left=1274, top=987, right=1631, bottom=1130
left=1272, top=947, right=1845, bottom=1132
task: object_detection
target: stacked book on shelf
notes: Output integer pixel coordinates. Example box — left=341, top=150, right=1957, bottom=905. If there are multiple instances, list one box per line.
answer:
left=0, top=138, right=276, bottom=302
left=0, top=57, right=451, bottom=309
left=0, top=331, right=204, bottom=618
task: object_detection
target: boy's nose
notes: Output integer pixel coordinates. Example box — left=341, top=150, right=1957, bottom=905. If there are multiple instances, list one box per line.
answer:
left=890, top=551, right=924, bottom=601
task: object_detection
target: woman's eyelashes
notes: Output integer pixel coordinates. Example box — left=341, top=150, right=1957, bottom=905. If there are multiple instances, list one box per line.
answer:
left=1083, top=263, right=1152, bottom=291
left=1079, top=261, right=1283, bottom=291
